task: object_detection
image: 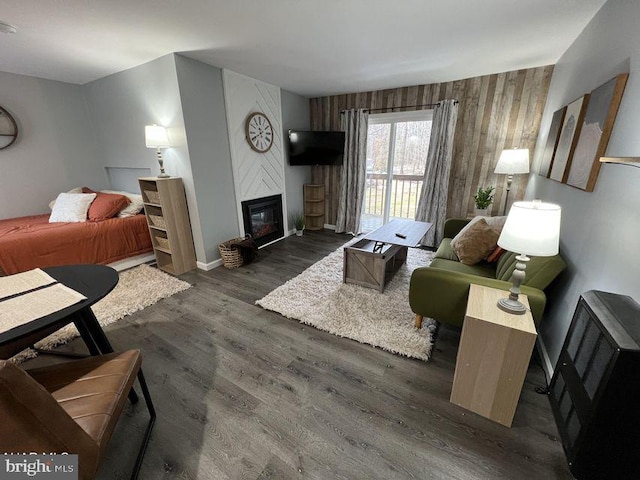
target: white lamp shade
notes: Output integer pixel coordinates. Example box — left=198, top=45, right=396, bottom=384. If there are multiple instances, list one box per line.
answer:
left=495, top=148, right=530, bottom=174
left=145, top=125, right=170, bottom=148
left=498, top=200, right=561, bottom=256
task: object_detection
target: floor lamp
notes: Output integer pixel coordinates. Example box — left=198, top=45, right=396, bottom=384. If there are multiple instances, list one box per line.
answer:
left=494, top=148, right=530, bottom=215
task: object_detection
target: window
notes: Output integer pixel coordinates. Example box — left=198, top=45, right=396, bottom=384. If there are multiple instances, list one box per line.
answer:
left=362, top=110, right=433, bottom=231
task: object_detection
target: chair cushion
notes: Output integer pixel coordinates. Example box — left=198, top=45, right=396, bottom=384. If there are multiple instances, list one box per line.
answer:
left=27, top=350, right=141, bottom=453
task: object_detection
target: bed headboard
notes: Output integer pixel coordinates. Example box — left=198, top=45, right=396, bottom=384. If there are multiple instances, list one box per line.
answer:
left=105, top=166, right=151, bottom=193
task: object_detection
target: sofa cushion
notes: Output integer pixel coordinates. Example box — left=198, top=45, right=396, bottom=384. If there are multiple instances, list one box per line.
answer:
left=496, top=252, right=567, bottom=290
left=430, top=257, right=496, bottom=278
left=451, top=218, right=500, bottom=265
left=434, top=238, right=460, bottom=261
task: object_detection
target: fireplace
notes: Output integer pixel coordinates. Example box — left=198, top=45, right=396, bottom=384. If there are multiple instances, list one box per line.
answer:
left=241, top=194, right=284, bottom=247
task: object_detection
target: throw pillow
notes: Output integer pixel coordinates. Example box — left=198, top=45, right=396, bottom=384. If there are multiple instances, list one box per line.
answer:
left=49, top=193, right=97, bottom=223
left=453, top=215, right=507, bottom=239
left=100, top=189, right=145, bottom=218
left=82, top=187, right=131, bottom=221
left=48, top=187, right=83, bottom=210
left=450, top=218, right=500, bottom=265
left=487, top=246, right=506, bottom=263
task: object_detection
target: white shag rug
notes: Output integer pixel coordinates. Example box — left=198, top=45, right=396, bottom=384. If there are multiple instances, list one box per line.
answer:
left=256, top=242, right=437, bottom=361
left=12, top=264, right=191, bottom=363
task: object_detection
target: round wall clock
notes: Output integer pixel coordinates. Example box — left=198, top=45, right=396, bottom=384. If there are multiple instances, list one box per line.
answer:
left=0, top=105, right=18, bottom=150
left=245, top=112, right=274, bottom=153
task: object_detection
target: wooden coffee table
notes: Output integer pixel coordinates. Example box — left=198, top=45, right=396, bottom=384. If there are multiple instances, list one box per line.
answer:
left=343, top=219, right=432, bottom=292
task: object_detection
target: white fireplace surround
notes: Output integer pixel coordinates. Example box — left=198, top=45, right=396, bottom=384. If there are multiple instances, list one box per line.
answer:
left=222, top=69, right=289, bottom=241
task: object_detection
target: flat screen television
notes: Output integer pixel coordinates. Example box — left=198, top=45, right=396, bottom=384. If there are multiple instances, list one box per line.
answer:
left=288, top=130, right=345, bottom=166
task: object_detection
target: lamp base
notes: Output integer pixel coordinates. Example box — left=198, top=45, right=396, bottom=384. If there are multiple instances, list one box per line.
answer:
left=497, top=297, right=527, bottom=315
left=157, top=173, right=170, bottom=178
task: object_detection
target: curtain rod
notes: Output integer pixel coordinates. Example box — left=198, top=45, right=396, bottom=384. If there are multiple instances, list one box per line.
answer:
left=341, top=100, right=458, bottom=114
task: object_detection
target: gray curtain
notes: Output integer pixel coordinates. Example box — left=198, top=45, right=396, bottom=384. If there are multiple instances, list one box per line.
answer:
left=336, top=108, right=369, bottom=234
left=415, top=99, right=459, bottom=247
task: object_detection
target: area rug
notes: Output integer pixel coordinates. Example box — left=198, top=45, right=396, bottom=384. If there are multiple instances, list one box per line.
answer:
left=256, top=242, right=437, bottom=361
left=12, top=264, right=191, bottom=363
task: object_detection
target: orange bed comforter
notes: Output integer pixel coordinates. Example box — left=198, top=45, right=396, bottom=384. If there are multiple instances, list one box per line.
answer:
left=0, top=214, right=153, bottom=275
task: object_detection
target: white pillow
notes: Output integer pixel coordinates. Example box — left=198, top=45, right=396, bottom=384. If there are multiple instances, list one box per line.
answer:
left=49, top=187, right=83, bottom=210
left=49, top=193, right=97, bottom=223
left=101, top=190, right=144, bottom=217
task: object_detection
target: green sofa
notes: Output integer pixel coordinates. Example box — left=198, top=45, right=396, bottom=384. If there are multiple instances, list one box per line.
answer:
left=410, top=218, right=566, bottom=328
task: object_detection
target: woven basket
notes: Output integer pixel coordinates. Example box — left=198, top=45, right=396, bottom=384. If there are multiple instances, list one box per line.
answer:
left=145, top=190, right=161, bottom=204
left=155, top=237, right=170, bottom=250
left=149, top=215, right=166, bottom=229
left=218, top=237, right=245, bottom=269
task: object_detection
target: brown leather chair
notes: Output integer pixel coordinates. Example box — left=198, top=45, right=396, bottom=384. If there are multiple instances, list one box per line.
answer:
left=0, top=350, right=155, bottom=480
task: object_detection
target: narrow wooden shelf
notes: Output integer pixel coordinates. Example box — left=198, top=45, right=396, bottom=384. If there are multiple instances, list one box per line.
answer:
left=303, top=184, right=325, bottom=230
left=139, top=177, right=197, bottom=276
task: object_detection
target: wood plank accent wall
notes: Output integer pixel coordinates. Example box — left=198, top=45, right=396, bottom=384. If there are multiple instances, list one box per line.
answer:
left=309, top=66, right=554, bottom=224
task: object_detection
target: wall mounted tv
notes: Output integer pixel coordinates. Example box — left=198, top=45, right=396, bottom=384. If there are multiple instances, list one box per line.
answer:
left=288, top=130, right=345, bottom=166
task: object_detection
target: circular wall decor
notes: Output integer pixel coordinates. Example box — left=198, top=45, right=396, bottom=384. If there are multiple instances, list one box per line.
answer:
left=245, top=112, right=274, bottom=153
left=0, top=105, right=18, bottom=150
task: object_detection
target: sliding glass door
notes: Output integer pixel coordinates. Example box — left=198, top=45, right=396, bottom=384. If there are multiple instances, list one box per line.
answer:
left=362, top=110, right=433, bottom=232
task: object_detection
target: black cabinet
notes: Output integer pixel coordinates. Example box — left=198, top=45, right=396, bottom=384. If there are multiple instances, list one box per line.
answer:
left=549, top=290, right=640, bottom=480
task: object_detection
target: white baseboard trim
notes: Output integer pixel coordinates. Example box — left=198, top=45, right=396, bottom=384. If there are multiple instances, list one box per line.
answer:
left=324, top=224, right=336, bottom=230
left=108, top=253, right=156, bottom=272
left=536, top=336, right=555, bottom=381
left=197, top=259, right=223, bottom=271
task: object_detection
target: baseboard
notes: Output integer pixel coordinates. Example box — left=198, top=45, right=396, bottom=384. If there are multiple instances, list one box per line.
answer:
left=324, top=224, right=336, bottom=230
left=197, top=259, right=223, bottom=271
left=108, top=253, right=156, bottom=272
left=536, top=336, right=555, bottom=381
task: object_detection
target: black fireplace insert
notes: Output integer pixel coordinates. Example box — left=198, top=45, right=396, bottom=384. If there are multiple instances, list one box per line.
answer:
left=241, top=194, right=284, bottom=247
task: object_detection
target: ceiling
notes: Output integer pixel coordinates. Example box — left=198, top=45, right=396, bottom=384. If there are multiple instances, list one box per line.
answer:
left=1, top=0, right=607, bottom=97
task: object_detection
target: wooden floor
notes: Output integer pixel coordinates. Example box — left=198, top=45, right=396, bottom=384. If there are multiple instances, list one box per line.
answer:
left=27, top=230, right=574, bottom=479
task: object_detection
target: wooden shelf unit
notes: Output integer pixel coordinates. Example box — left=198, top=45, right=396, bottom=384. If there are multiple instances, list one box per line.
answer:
left=303, top=184, right=325, bottom=231
left=138, top=177, right=196, bottom=276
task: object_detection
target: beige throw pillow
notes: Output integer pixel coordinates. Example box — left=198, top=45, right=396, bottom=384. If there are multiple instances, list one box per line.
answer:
left=450, top=218, right=500, bottom=265
left=453, top=215, right=506, bottom=239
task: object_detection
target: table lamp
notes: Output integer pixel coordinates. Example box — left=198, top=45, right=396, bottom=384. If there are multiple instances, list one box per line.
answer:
left=145, top=125, right=171, bottom=178
left=496, top=200, right=561, bottom=314
left=494, top=148, right=530, bottom=214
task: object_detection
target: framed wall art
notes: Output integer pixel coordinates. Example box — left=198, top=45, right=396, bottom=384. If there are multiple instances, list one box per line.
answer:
left=549, top=95, right=589, bottom=183
left=538, top=107, right=566, bottom=177
left=566, top=74, right=628, bottom=191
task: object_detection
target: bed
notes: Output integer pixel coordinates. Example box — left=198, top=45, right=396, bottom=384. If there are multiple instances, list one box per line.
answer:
left=0, top=213, right=153, bottom=275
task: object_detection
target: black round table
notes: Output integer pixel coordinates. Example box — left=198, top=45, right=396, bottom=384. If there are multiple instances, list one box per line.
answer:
left=0, top=264, right=119, bottom=360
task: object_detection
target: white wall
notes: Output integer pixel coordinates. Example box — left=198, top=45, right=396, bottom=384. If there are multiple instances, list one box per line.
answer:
left=222, top=69, right=288, bottom=234
left=174, top=55, right=240, bottom=267
left=527, top=0, right=640, bottom=371
left=281, top=89, right=312, bottom=218
left=82, top=54, right=208, bottom=265
left=0, top=71, right=105, bottom=219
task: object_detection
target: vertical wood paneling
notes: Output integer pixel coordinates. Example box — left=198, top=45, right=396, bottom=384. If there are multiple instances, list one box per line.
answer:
left=309, top=65, right=554, bottom=224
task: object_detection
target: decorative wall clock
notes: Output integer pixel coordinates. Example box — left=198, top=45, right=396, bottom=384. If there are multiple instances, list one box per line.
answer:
left=0, top=105, right=18, bottom=150
left=245, top=112, right=274, bottom=153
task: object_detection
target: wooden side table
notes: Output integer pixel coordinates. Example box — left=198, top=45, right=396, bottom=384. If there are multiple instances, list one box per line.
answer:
left=450, top=284, right=537, bottom=427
